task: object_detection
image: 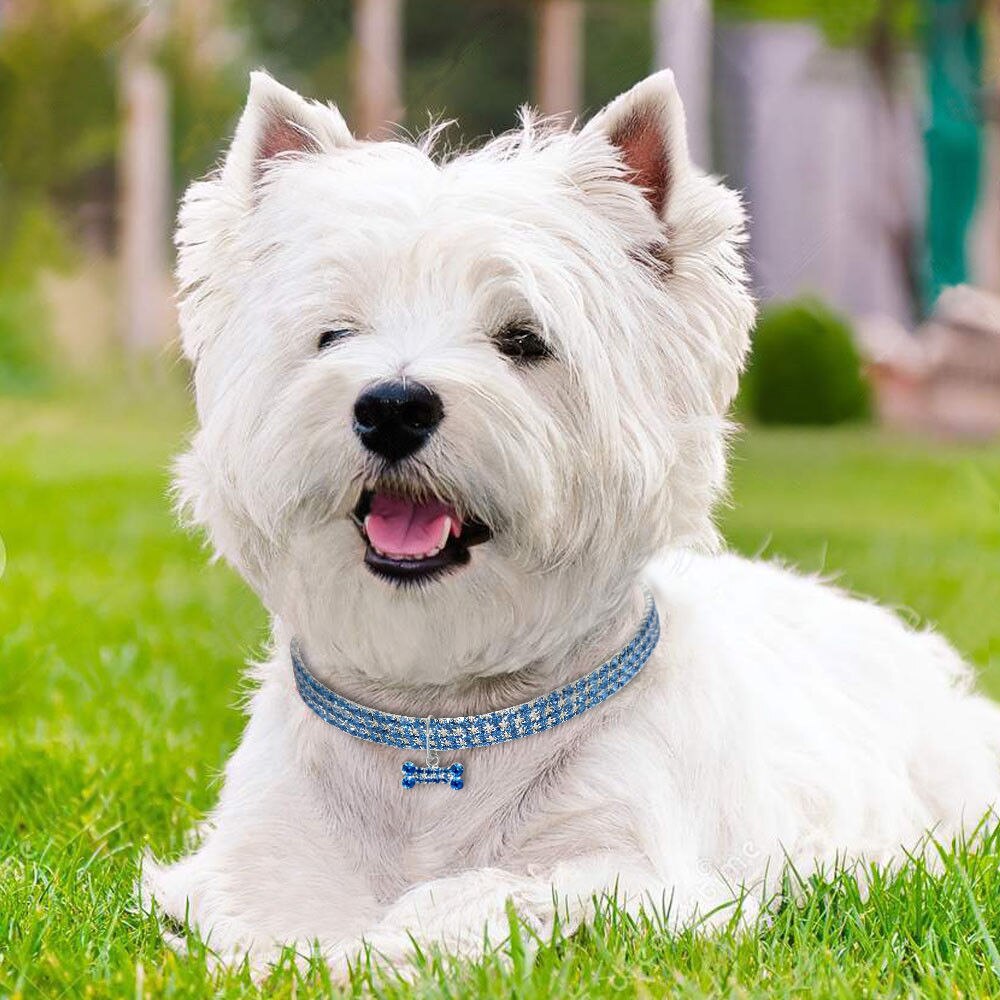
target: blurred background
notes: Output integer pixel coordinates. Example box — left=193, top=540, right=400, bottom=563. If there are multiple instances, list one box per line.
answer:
left=0, top=0, right=998, bottom=434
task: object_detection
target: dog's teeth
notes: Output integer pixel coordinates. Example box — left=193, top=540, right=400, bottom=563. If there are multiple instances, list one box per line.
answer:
left=382, top=549, right=440, bottom=561
left=363, top=515, right=372, bottom=539
left=438, top=518, right=451, bottom=550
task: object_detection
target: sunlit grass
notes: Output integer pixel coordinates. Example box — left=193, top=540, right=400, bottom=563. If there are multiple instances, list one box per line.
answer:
left=2, top=387, right=1000, bottom=998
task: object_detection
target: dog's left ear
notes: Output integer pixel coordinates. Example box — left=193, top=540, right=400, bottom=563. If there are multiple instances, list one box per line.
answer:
left=582, top=70, right=690, bottom=218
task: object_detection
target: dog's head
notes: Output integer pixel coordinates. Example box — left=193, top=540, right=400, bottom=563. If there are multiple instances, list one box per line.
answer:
left=175, top=71, right=753, bottom=683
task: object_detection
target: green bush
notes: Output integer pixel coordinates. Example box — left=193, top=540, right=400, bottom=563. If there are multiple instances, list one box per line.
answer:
left=741, top=298, right=872, bottom=426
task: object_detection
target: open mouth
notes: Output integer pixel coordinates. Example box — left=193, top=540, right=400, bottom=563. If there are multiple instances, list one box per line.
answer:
left=352, top=489, right=492, bottom=585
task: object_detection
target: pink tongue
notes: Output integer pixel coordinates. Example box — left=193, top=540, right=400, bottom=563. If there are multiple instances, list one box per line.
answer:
left=364, top=493, right=461, bottom=557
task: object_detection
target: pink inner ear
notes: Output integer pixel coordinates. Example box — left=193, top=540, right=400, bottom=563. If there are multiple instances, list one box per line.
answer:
left=611, top=111, right=671, bottom=216
left=257, top=108, right=319, bottom=163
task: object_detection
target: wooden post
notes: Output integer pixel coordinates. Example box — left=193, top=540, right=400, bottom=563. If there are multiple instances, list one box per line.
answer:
left=175, top=0, right=226, bottom=70
left=653, top=0, right=713, bottom=168
left=0, top=0, right=22, bottom=29
left=354, top=0, right=403, bottom=137
left=119, top=2, right=172, bottom=357
left=535, top=0, right=583, bottom=120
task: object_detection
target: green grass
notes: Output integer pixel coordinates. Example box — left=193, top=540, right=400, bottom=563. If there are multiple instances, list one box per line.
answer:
left=2, top=388, right=1000, bottom=998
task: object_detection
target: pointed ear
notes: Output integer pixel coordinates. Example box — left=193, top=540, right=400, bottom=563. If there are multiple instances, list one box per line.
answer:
left=221, top=71, right=356, bottom=189
left=582, top=70, right=690, bottom=217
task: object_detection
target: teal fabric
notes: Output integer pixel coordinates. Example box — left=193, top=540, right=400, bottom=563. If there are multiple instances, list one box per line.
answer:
left=923, top=0, right=984, bottom=311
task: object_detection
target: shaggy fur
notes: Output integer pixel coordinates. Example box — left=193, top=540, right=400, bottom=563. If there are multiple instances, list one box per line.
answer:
left=144, top=70, right=1000, bottom=975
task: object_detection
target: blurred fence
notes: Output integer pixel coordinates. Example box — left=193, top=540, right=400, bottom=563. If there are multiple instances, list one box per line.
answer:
left=0, top=0, right=997, bottom=430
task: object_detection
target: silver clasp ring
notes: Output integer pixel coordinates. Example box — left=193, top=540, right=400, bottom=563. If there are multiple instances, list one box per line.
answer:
left=424, top=716, right=439, bottom=767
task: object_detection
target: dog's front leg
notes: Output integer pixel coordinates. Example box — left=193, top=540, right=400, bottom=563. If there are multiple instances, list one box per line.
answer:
left=325, top=866, right=555, bottom=978
left=326, top=853, right=663, bottom=980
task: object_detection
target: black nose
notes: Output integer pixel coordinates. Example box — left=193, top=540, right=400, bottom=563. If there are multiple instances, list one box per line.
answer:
left=353, top=380, right=444, bottom=461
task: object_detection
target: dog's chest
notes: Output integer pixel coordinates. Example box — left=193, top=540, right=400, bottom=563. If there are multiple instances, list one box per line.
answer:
left=311, top=729, right=581, bottom=902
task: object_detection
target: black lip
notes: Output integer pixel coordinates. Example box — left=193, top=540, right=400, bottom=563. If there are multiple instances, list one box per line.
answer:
left=351, top=490, right=492, bottom=585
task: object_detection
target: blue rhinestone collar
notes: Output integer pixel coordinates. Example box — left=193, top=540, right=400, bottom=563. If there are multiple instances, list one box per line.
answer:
left=291, top=591, right=660, bottom=790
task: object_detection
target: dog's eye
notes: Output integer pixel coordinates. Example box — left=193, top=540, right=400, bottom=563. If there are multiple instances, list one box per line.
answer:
left=494, top=325, right=552, bottom=363
left=318, top=329, right=354, bottom=351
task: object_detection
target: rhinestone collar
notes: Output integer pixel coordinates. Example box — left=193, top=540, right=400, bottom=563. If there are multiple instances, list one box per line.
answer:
left=291, top=591, right=660, bottom=790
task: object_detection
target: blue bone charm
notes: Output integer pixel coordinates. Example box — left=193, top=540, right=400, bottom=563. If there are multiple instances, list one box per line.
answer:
left=401, top=760, right=464, bottom=789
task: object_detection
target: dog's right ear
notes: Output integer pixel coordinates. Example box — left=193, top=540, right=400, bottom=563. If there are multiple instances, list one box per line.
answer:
left=221, top=71, right=357, bottom=191
left=177, top=73, right=357, bottom=367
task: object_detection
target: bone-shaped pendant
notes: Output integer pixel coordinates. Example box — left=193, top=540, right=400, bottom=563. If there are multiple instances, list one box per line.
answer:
left=401, top=760, right=464, bottom=789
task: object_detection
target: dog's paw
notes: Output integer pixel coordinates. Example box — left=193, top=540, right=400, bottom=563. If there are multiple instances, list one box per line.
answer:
left=140, top=851, right=281, bottom=977
left=321, top=928, right=419, bottom=985
left=326, top=870, right=557, bottom=983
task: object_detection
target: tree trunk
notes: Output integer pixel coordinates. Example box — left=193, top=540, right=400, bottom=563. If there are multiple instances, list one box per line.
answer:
left=175, top=0, right=229, bottom=70
left=354, top=0, right=404, bottom=137
left=535, top=0, right=583, bottom=121
left=119, top=2, right=172, bottom=357
left=653, top=0, right=713, bottom=168
left=0, top=0, right=25, bottom=29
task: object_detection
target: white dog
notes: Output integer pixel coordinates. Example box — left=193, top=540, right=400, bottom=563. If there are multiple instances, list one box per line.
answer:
left=145, top=70, right=1000, bottom=975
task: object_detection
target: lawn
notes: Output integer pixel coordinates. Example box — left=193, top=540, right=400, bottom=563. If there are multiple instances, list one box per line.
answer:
left=2, top=386, right=1000, bottom=999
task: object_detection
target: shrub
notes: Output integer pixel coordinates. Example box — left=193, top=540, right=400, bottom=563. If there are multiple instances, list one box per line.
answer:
left=741, top=298, right=872, bottom=426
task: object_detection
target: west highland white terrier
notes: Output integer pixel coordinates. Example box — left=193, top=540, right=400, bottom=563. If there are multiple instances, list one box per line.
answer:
left=145, top=70, right=1000, bottom=975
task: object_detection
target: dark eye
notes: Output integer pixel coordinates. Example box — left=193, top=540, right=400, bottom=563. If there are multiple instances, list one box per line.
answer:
left=318, top=328, right=354, bottom=351
left=494, top=325, right=552, bottom=363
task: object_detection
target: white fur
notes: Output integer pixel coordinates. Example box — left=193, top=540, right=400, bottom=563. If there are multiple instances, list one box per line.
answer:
left=146, top=71, right=1000, bottom=976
